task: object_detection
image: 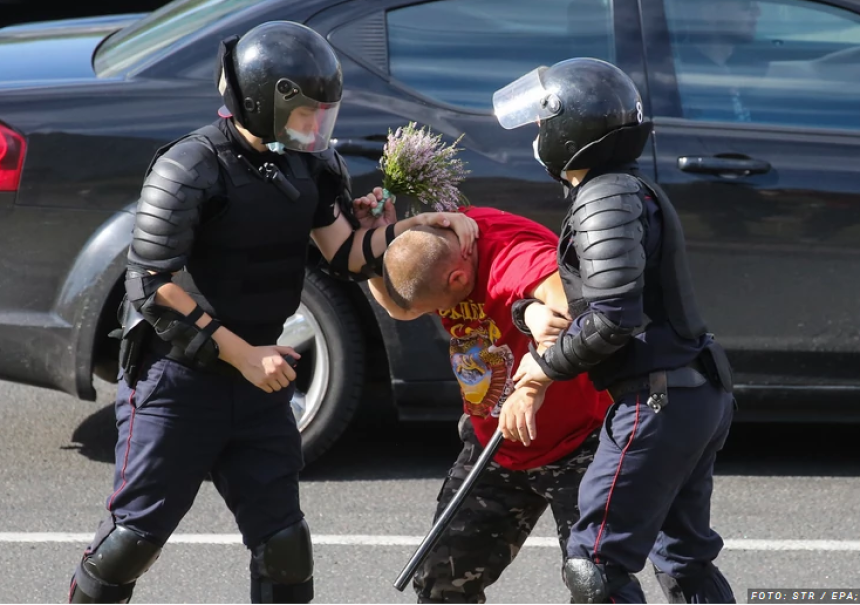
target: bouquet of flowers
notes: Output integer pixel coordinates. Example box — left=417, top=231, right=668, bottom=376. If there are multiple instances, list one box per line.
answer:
left=373, top=121, right=470, bottom=217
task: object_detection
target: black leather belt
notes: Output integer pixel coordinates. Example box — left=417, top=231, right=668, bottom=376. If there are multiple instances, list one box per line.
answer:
left=606, top=357, right=709, bottom=412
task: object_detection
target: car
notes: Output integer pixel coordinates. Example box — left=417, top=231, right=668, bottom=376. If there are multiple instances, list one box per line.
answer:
left=0, top=0, right=858, bottom=464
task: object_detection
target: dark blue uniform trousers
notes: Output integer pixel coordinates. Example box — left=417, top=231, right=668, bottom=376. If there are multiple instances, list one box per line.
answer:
left=103, top=354, right=305, bottom=550
left=566, top=381, right=736, bottom=603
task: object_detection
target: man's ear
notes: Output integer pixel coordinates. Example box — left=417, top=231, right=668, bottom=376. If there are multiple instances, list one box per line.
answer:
left=449, top=269, right=469, bottom=292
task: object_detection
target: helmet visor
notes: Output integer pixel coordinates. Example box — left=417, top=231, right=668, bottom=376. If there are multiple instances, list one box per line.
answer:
left=492, top=66, right=561, bottom=130
left=273, top=78, right=340, bottom=152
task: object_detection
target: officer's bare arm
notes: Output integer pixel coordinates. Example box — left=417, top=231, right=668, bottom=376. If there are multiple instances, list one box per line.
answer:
left=310, top=211, right=431, bottom=277
left=125, top=137, right=253, bottom=368
left=307, top=148, right=478, bottom=281
left=536, top=175, right=647, bottom=380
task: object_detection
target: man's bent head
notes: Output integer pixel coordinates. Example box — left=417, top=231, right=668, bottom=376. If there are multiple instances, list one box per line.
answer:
left=383, top=225, right=476, bottom=316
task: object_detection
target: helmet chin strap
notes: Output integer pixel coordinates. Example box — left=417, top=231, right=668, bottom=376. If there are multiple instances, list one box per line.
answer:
left=534, top=134, right=571, bottom=186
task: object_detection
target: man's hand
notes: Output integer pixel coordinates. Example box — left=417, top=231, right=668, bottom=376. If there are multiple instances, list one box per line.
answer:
left=236, top=345, right=302, bottom=393
left=420, top=211, right=480, bottom=257
left=353, top=187, right=395, bottom=229
left=525, top=302, right=572, bottom=348
left=512, top=351, right=552, bottom=390
left=499, top=382, right=548, bottom=446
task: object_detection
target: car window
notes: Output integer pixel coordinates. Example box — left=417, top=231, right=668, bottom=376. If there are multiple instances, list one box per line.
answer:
left=94, top=0, right=260, bottom=78
left=386, top=0, right=615, bottom=111
left=663, top=0, right=860, bottom=130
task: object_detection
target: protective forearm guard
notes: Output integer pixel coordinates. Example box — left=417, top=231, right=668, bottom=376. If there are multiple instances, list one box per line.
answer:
left=125, top=269, right=221, bottom=368
left=535, top=311, right=635, bottom=380
left=147, top=304, right=222, bottom=367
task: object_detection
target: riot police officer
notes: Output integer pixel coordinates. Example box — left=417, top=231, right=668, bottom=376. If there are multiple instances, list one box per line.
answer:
left=495, top=58, right=737, bottom=603
left=67, top=20, right=476, bottom=604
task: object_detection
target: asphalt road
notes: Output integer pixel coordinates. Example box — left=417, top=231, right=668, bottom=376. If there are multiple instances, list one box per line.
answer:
left=1, top=378, right=858, bottom=604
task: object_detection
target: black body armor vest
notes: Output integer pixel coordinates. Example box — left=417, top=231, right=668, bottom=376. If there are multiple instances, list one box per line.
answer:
left=163, top=124, right=322, bottom=346
left=558, top=166, right=709, bottom=387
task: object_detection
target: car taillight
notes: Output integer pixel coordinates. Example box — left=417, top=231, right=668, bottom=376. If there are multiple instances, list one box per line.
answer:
left=0, top=123, right=26, bottom=192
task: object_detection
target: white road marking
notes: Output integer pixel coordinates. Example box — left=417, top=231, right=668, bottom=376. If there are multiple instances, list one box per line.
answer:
left=0, top=533, right=858, bottom=551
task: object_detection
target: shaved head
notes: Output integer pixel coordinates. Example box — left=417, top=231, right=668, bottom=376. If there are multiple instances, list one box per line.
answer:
left=383, top=225, right=467, bottom=311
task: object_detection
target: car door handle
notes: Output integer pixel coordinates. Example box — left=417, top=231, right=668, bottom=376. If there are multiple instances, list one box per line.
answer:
left=677, top=155, right=771, bottom=176
left=330, top=138, right=386, bottom=159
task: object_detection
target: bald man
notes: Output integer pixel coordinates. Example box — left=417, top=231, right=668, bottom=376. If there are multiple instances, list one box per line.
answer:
left=367, top=205, right=612, bottom=603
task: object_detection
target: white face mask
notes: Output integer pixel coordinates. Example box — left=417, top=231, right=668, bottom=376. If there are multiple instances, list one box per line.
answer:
left=532, top=134, right=546, bottom=168
left=266, top=129, right=316, bottom=154
left=286, top=128, right=315, bottom=146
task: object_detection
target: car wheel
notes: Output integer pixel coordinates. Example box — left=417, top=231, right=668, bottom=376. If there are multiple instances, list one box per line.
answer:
left=277, top=269, right=365, bottom=465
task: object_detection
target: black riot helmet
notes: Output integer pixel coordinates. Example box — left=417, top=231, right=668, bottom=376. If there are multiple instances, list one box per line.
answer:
left=492, top=58, right=652, bottom=179
left=215, top=21, right=343, bottom=152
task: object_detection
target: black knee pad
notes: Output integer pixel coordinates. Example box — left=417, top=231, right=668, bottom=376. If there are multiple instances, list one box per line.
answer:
left=251, top=519, right=314, bottom=604
left=70, top=521, right=162, bottom=603
left=563, top=558, right=633, bottom=604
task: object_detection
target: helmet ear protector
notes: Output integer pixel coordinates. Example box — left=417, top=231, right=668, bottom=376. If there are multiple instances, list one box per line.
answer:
left=214, top=35, right=254, bottom=128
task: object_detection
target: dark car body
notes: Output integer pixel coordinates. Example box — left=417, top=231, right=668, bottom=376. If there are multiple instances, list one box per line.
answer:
left=0, top=0, right=858, bottom=456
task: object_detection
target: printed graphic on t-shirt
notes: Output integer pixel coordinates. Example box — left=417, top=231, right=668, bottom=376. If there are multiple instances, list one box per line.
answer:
left=440, top=300, right=514, bottom=418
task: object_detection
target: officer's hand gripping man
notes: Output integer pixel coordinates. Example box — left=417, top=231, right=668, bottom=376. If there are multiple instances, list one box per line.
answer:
left=68, top=21, right=476, bottom=605
left=493, top=58, right=738, bottom=604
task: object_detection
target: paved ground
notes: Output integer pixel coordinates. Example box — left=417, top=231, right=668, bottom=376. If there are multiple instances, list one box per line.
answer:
left=1, top=378, right=858, bottom=603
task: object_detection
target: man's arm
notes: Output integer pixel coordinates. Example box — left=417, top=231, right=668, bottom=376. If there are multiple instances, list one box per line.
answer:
left=529, top=272, right=569, bottom=319
left=522, top=271, right=572, bottom=356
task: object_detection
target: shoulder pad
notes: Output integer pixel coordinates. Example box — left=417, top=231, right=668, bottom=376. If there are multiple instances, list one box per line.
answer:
left=310, top=148, right=350, bottom=181
left=570, top=174, right=646, bottom=296
left=572, top=173, right=643, bottom=232
left=130, top=138, right=222, bottom=271
left=147, top=137, right=222, bottom=191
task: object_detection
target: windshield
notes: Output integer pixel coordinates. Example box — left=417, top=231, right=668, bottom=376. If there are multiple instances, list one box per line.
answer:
left=94, top=0, right=260, bottom=77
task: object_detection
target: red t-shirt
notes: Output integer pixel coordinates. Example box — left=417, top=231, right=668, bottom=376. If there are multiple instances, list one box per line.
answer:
left=436, top=206, right=612, bottom=470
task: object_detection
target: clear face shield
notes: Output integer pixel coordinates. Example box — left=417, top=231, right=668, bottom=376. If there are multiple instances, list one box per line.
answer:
left=271, top=78, right=340, bottom=153
left=492, top=66, right=562, bottom=130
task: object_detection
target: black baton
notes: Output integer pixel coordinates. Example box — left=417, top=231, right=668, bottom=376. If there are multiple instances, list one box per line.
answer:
left=393, top=428, right=505, bottom=592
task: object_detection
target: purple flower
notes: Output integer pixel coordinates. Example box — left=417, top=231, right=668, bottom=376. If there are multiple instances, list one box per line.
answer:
left=378, top=121, right=470, bottom=216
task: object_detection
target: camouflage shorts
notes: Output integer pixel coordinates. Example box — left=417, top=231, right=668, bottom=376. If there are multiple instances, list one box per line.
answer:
left=413, top=416, right=600, bottom=604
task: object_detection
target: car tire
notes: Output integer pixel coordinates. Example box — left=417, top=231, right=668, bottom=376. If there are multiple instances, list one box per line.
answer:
left=278, top=268, right=365, bottom=465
